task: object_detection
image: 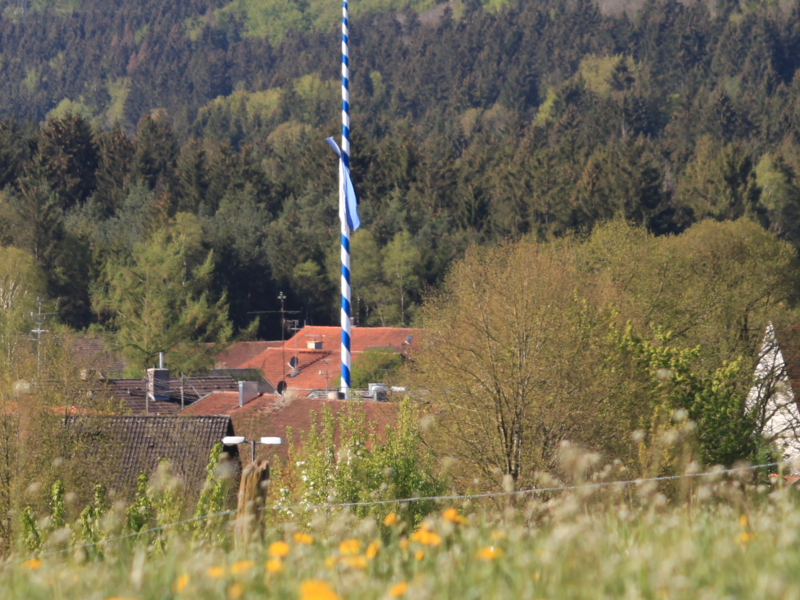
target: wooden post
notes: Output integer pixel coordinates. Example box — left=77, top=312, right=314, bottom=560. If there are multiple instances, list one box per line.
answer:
left=235, top=459, right=270, bottom=547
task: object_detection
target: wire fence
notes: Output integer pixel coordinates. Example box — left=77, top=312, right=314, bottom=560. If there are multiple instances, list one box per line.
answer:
left=12, top=460, right=785, bottom=564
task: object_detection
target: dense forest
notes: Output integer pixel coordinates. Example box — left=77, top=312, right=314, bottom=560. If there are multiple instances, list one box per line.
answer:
left=1, top=0, right=800, bottom=358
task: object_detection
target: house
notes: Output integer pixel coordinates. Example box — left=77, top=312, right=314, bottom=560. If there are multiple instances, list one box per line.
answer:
left=239, top=326, right=418, bottom=396
left=180, top=392, right=399, bottom=463
left=211, top=341, right=283, bottom=369
left=97, top=363, right=276, bottom=415
left=67, top=414, right=238, bottom=498
left=748, top=321, right=800, bottom=462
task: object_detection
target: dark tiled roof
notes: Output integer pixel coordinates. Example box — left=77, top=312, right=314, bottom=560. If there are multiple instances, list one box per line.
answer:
left=208, top=369, right=276, bottom=394
left=65, top=335, right=126, bottom=377
left=78, top=415, right=237, bottom=494
left=233, top=397, right=399, bottom=462
left=180, top=392, right=282, bottom=417
left=100, top=376, right=241, bottom=414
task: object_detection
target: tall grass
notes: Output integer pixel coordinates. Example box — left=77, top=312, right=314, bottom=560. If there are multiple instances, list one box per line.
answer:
left=3, top=466, right=799, bottom=600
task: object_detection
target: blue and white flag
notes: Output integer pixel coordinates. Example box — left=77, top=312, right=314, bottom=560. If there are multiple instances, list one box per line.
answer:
left=325, top=137, right=360, bottom=231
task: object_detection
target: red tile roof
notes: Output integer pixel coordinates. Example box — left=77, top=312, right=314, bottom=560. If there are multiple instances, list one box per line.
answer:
left=179, top=392, right=282, bottom=417
left=212, top=341, right=283, bottom=369
left=179, top=391, right=400, bottom=463
left=240, top=326, right=418, bottom=392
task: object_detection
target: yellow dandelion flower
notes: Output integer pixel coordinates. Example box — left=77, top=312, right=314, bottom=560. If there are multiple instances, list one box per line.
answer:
left=411, top=529, right=441, bottom=547
left=442, top=507, right=467, bottom=524
left=266, top=558, right=284, bottom=574
left=736, top=531, right=755, bottom=546
left=324, top=556, right=338, bottom=569
left=739, top=514, right=749, bottom=528
left=389, top=582, right=409, bottom=597
left=366, top=540, right=380, bottom=559
left=339, top=538, right=362, bottom=555
left=231, top=560, right=254, bottom=575
left=294, top=532, right=314, bottom=545
left=269, top=540, right=290, bottom=558
left=21, top=558, right=42, bottom=570
left=383, top=512, right=398, bottom=526
left=476, top=546, right=503, bottom=561
left=415, top=550, right=424, bottom=561
left=299, top=579, right=341, bottom=600
left=340, top=555, right=369, bottom=569
left=227, top=582, right=244, bottom=600
left=207, top=566, right=226, bottom=578
left=173, top=573, right=189, bottom=593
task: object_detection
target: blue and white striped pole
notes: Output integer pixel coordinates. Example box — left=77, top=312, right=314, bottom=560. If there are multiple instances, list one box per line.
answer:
left=340, top=0, right=352, bottom=397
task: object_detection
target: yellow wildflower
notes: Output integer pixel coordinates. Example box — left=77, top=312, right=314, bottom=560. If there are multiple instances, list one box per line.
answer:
left=266, top=558, right=284, bottom=574
left=227, top=582, right=244, bottom=600
left=366, top=540, right=380, bottom=559
left=299, top=579, right=341, bottom=600
left=269, top=540, right=290, bottom=558
left=324, top=556, right=337, bottom=569
left=383, top=512, right=398, bottom=526
left=339, top=538, right=362, bottom=555
left=294, top=532, right=314, bottom=545
left=173, top=573, right=189, bottom=592
left=389, top=582, right=409, bottom=597
left=411, top=529, right=441, bottom=547
left=739, top=514, right=748, bottom=528
left=21, top=558, right=42, bottom=570
left=736, top=531, right=755, bottom=546
left=231, top=560, right=254, bottom=575
left=415, top=550, right=424, bottom=561
left=207, top=566, right=225, bottom=578
left=442, top=507, right=467, bottom=524
left=476, top=546, right=503, bottom=561
left=340, top=555, right=369, bottom=569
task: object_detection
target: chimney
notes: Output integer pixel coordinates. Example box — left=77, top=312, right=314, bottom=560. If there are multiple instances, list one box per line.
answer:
left=147, top=353, right=169, bottom=401
left=307, top=341, right=322, bottom=350
left=238, top=380, right=259, bottom=406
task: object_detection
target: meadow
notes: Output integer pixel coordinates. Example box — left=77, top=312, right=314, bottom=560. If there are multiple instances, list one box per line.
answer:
left=3, top=465, right=799, bottom=600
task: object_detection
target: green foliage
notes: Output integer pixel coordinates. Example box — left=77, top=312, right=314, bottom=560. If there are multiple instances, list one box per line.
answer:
left=76, top=485, right=107, bottom=551
left=92, top=219, right=234, bottom=374
left=349, top=348, right=403, bottom=388
left=614, top=324, right=756, bottom=468
left=287, top=399, right=444, bottom=526
left=50, top=480, right=66, bottom=531
left=20, top=506, right=40, bottom=552
left=125, top=473, right=154, bottom=534
left=416, top=220, right=800, bottom=490
left=192, top=443, right=231, bottom=546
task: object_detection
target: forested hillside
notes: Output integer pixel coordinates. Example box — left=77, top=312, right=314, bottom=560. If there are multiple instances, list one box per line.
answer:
left=1, top=0, right=800, bottom=358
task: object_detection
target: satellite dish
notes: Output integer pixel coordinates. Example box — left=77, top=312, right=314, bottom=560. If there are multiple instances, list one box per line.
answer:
left=404, top=336, right=413, bottom=345
left=277, top=381, right=286, bottom=395
left=289, top=356, right=298, bottom=370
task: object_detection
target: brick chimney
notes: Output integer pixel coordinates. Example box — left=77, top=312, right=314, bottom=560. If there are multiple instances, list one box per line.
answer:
left=147, top=352, right=170, bottom=401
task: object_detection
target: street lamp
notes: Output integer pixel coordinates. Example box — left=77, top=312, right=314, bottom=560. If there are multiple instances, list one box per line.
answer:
left=222, top=436, right=283, bottom=462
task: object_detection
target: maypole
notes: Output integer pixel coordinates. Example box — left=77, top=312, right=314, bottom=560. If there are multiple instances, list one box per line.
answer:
left=325, top=0, right=360, bottom=398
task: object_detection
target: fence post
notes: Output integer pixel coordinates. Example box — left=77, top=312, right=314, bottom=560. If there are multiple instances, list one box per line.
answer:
left=235, top=459, right=270, bottom=547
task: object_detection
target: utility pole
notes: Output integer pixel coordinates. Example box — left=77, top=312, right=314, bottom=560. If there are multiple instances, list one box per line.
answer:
left=30, top=297, right=56, bottom=378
